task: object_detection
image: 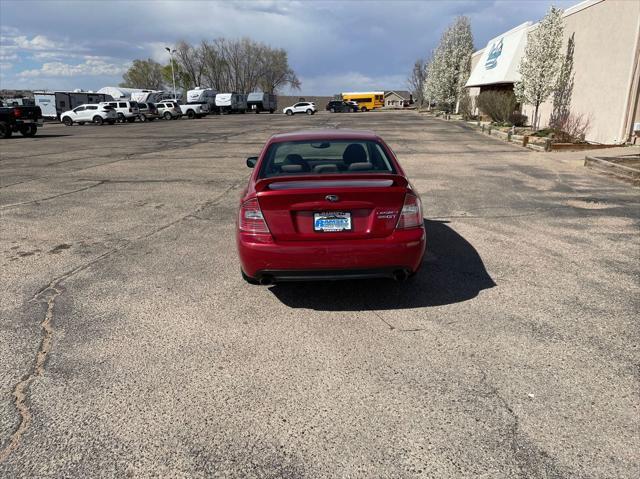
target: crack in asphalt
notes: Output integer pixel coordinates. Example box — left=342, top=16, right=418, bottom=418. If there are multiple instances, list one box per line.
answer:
left=0, top=182, right=240, bottom=463
left=0, top=180, right=108, bottom=209
left=477, top=367, right=567, bottom=479
left=0, top=285, right=60, bottom=464
left=370, top=309, right=426, bottom=333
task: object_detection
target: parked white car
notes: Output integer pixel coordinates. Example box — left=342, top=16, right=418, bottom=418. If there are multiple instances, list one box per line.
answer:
left=60, top=104, right=117, bottom=126
left=156, top=101, right=182, bottom=120
left=100, top=100, right=140, bottom=123
left=283, top=101, right=316, bottom=116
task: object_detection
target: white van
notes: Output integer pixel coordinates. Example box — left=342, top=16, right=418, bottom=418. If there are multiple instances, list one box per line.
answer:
left=100, top=100, right=140, bottom=123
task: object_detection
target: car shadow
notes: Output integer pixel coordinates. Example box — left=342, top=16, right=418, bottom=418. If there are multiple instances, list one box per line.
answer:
left=268, top=220, right=496, bottom=310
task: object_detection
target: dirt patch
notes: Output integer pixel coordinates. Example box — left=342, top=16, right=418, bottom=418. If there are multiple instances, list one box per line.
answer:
left=566, top=199, right=619, bottom=210
left=49, top=243, right=72, bottom=254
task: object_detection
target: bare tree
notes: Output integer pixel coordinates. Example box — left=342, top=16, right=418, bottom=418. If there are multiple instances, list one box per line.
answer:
left=173, top=40, right=204, bottom=89
left=197, top=37, right=300, bottom=94
left=407, top=58, right=427, bottom=107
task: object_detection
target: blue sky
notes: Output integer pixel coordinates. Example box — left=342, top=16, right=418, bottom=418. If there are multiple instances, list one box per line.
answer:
left=0, top=0, right=575, bottom=95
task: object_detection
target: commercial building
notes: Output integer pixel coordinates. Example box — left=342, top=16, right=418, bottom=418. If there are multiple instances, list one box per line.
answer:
left=466, top=0, right=640, bottom=144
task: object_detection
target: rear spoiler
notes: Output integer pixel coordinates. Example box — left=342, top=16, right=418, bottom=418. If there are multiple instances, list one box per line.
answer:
left=255, top=174, right=408, bottom=192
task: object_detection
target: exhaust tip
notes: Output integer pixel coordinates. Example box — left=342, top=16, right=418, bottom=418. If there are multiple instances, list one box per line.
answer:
left=393, top=270, right=408, bottom=282
left=259, top=275, right=274, bottom=286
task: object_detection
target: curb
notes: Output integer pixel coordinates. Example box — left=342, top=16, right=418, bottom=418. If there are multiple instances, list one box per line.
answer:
left=584, top=156, right=640, bottom=185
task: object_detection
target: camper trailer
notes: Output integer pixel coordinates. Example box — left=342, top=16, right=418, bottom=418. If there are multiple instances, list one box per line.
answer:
left=246, top=92, right=276, bottom=113
left=215, top=93, right=247, bottom=114
left=33, top=91, right=114, bottom=119
left=187, top=87, right=217, bottom=106
left=1, top=97, right=36, bottom=107
left=130, top=90, right=172, bottom=104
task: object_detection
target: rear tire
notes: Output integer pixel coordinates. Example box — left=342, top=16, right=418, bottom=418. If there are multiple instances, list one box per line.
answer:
left=306, top=109, right=313, bottom=115
left=20, top=124, right=38, bottom=137
left=361, top=106, right=368, bottom=112
left=62, top=117, right=73, bottom=126
left=330, top=108, right=335, bottom=113
left=0, top=122, right=13, bottom=138
left=93, top=116, right=104, bottom=125
left=139, top=114, right=147, bottom=122
left=187, top=110, right=196, bottom=119
left=241, top=270, right=260, bottom=285
left=163, top=111, right=172, bottom=120
left=117, top=113, right=125, bottom=123
left=286, top=110, right=293, bottom=116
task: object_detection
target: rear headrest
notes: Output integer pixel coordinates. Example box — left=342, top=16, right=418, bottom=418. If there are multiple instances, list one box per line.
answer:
left=283, top=154, right=310, bottom=172
left=347, top=162, right=373, bottom=171
left=342, top=143, right=367, bottom=165
left=281, top=165, right=303, bottom=173
left=314, top=164, right=338, bottom=174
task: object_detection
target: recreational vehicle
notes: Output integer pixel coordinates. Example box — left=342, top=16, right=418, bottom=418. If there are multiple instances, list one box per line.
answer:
left=215, top=93, right=247, bottom=114
left=246, top=92, right=276, bottom=113
left=33, top=91, right=114, bottom=119
left=130, top=90, right=172, bottom=104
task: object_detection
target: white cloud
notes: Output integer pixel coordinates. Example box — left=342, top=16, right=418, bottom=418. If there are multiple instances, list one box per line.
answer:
left=13, top=34, right=63, bottom=50
left=18, top=57, right=129, bottom=78
left=31, top=51, right=81, bottom=60
left=0, top=62, right=13, bottom=71
left=0, top=51, right=18, bottom=62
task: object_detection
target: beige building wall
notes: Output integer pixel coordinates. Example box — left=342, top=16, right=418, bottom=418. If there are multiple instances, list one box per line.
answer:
left=523, top=0, right=640, bottom=144
left=467, top=49, right=484, bottom=115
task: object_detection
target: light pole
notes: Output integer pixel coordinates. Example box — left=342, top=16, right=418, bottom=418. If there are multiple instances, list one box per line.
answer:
left=165, top=47, right=176, bottom=100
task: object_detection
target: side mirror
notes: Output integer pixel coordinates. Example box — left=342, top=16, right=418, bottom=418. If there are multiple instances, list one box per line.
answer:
left=246, top=156, right=258, bottom=168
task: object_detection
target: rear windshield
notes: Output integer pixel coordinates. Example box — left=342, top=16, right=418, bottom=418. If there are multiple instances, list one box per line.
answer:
left=259, top=140, right=396, bottom=178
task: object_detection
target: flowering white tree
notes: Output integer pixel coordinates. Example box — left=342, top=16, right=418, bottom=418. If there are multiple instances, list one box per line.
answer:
left=423, top=16, right=474, bottom=112
left=515, top=6, right=564, bottom=130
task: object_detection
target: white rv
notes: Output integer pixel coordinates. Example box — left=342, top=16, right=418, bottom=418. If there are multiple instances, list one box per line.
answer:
left=187, top=87, right=217, bottom=105
left=215, top=93, right=247, bottom=114
left=130, top=90, right=172, bottom=104
left=34, top=91, right=114, bottom=119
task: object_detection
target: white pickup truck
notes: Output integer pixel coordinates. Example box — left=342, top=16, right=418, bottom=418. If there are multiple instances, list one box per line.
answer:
left=165, top=98, right=209, bottom=119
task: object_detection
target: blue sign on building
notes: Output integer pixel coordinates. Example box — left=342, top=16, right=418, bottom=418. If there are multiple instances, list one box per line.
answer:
left=485, top=38, right=503, bottom=70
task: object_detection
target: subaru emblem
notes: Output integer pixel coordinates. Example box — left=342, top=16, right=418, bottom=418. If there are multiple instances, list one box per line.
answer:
left=325, top=194, right=339, bottom=202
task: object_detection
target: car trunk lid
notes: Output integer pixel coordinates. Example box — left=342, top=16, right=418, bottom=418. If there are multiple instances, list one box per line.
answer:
left=255, top=174, right=408, bottom=241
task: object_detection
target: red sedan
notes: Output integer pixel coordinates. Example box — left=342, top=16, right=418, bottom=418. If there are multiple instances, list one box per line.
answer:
left=237, top=129, right=426, bottom=284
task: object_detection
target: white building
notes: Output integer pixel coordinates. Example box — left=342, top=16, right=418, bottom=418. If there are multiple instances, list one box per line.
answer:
left=465, top=0, right=640, bottom=144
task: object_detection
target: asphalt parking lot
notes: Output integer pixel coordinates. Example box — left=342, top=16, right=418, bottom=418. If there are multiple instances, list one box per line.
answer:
left=1, top=111, right=638, bottom=478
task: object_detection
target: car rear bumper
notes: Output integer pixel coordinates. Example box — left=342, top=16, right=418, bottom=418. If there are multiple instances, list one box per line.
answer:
left=15, top=119, right=43, bottom=126
left=237, top=227, right=426, bottom=280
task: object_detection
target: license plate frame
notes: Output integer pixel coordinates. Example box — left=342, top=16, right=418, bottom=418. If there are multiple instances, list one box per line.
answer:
left=313, top=211, right=352, bottom=232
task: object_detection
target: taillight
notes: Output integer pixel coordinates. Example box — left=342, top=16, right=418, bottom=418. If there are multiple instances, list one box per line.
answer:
left=396, top=193, right=423, bottom=229
left=13, top=108, right=21, bottom=118
left=239, top=198, right=270, bottom=234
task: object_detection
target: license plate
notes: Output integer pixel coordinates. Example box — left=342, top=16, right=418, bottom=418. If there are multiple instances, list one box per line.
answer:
left=314, top=211, right=351, bottom=232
